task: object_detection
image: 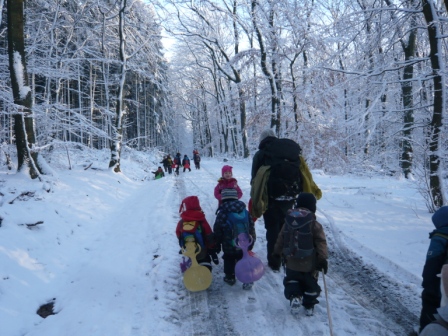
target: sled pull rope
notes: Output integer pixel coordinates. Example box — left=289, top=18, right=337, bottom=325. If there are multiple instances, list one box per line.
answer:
left=322, top=272, right=334, bottom=336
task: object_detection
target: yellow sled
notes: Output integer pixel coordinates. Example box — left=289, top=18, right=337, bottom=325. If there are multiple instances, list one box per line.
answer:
left=182, top=241, right=212, bottom=292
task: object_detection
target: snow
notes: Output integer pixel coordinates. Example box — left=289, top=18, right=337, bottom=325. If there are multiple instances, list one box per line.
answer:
left=12, top=51, right=31, bottom=100
left=0, top=149, right=433, bottom=335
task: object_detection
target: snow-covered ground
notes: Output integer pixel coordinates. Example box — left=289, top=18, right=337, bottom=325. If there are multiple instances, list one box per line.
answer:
left=0, top=149, right=434, bottom=335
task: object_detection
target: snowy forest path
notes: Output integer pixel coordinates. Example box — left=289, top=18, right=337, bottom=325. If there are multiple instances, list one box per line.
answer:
left=319, top=202, right=420, bottom=335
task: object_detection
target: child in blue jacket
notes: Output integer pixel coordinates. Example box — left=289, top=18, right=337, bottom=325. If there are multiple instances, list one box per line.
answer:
left=213, top=188, right=256, bottom=289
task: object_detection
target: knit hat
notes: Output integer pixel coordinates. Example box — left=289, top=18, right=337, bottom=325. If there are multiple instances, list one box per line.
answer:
left=432, top=205, right=448, bottom=229
left=296, top=193, right=317, bottom=213
left=259, top=129, right=276, bottom=142
left=222, top=165, right=233, bottom=176
left=221, top=188, right=238, bottom=201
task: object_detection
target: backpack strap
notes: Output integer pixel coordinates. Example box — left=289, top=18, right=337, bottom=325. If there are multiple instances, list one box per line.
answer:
left=434, top=233, right=448, bottom=240
left=432, top=318, right=448, bottom=330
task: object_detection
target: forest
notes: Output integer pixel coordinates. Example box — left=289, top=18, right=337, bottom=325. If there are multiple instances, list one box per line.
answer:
left=0, top=0, right=446, bottom=210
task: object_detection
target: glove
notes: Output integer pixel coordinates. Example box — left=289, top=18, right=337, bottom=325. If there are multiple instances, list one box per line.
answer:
left=270, top=253, right=282, bottom=269
left=210, top=251, right=219, bottom=265
left=316, top=259, right=328, bottom=274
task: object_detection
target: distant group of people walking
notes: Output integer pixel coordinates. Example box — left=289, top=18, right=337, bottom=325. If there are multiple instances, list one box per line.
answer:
left=153, top=149, right=201, bottom=179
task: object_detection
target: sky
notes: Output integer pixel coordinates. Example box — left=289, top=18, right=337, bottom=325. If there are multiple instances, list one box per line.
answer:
left=0, top=147, right=435, bottom=336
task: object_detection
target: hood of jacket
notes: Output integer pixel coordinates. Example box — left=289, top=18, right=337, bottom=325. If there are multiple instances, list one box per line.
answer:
left=179, top=196, right=201, bottom=212
left=258, top=136, right=277, bottom=150
left=219, top=199, right=247, bottom=213
left=180, top=209, right=206, bottom=221
left=433, top=206, right=448, bottom=229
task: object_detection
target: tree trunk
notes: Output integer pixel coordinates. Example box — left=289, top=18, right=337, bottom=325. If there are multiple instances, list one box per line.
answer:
left=109, top=0, right=127, bottom=172
left=7, top=0, right=41, bottom=178
left=400, top=18, right=417, bottom=178
left=421, top=0, right=445, bottom=209
left=251, top=0, right=280, bottom=134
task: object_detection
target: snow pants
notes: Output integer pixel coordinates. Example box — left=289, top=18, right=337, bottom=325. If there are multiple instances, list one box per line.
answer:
left=283, top=268, right=321, bottom=309
left=262, top=199, right=295, bottom=265
left=420, top=288, right=440, bottom=332
left=222, top=251, right=243, bottom=277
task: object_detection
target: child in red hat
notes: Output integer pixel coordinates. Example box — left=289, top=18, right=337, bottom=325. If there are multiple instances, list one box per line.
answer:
left=214, top=165, right=243, bottom=206
left=176, top=196, right=219, bottom=271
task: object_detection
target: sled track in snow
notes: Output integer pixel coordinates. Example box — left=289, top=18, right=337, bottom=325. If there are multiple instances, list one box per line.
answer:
left=174, top=177, right=238, bottom=336
left=320, top=209, right=419, bottom=336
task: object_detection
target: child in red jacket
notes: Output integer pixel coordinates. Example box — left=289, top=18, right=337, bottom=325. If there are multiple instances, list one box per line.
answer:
left=214, top=165, right=243, bottom=206
left=176, top=196, right=219, bottom=270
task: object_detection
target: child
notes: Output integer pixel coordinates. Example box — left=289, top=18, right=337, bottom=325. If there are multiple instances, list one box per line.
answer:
left=214, top=165, right=243, bottom=206
left=166, top=155, right=173, bottom=174
left=173, top=153, right=182, bottom=175
left=176, top=196, right=219, bottom=271
left=271, top=192, right=328, bottom=316
left=419, top=205, right=448, bottom=333
left=193, top=151, right=201, bottom=170
left=213, top=188, right=256, bottom=289
left=152, top=166, right=165, bottom=179
left=182, top=154, right=191, bottom=172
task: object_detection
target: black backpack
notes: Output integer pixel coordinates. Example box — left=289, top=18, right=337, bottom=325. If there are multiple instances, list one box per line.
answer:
left=282, top=208, right=315, bottom=259
left=263, top=138, right=302, bottom=199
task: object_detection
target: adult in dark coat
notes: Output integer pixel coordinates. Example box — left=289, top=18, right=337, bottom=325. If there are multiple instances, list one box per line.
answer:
left=193, top=151, right=201, bottom=169
left=160, top=156, right=169, bottom=172
left=420, top=206, right=448, bottom=332
left=166, top=155, right=173, bottom=174
left=251, top=129, right=322, bottom=271
left=173, top=153, right=182, bottom=175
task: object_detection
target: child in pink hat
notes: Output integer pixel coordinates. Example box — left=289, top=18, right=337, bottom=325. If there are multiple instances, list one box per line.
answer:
left=214, top=165, right=243, bottom=206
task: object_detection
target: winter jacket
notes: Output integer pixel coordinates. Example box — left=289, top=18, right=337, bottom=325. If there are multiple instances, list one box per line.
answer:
left=273, top=210, right=328, bottom=272
left=152, top=168, right=165, bottom=178
left=160, top=158, right=170, bottom=167
left=251, top=137, right=321, bottom=200
left=182, top=156, right=190, bottom=166
left=299, top=157, right=322, bottom=200
left=249, top=165, right=270, bottom=218
left=214, top=178, right=243, bottom=202
left=173, top=155, right=182, bottom=166
left=251, top=136, right=276, bottom=182
left=176, top=196, right=215, bottom=260
left=193, top=154, right=201, bottom=163
left=213, top=200, right=256, bottom=255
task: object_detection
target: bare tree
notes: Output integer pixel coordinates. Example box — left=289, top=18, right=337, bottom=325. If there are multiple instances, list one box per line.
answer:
left=421, top=0, right=445, bottom=209
left=109, top=0, right=128, bottom=172
left=7, top=0, right=42, bottom=178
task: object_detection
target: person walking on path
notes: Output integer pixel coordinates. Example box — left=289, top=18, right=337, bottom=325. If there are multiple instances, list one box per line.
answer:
left=250, top=129, right=321, bottom=271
